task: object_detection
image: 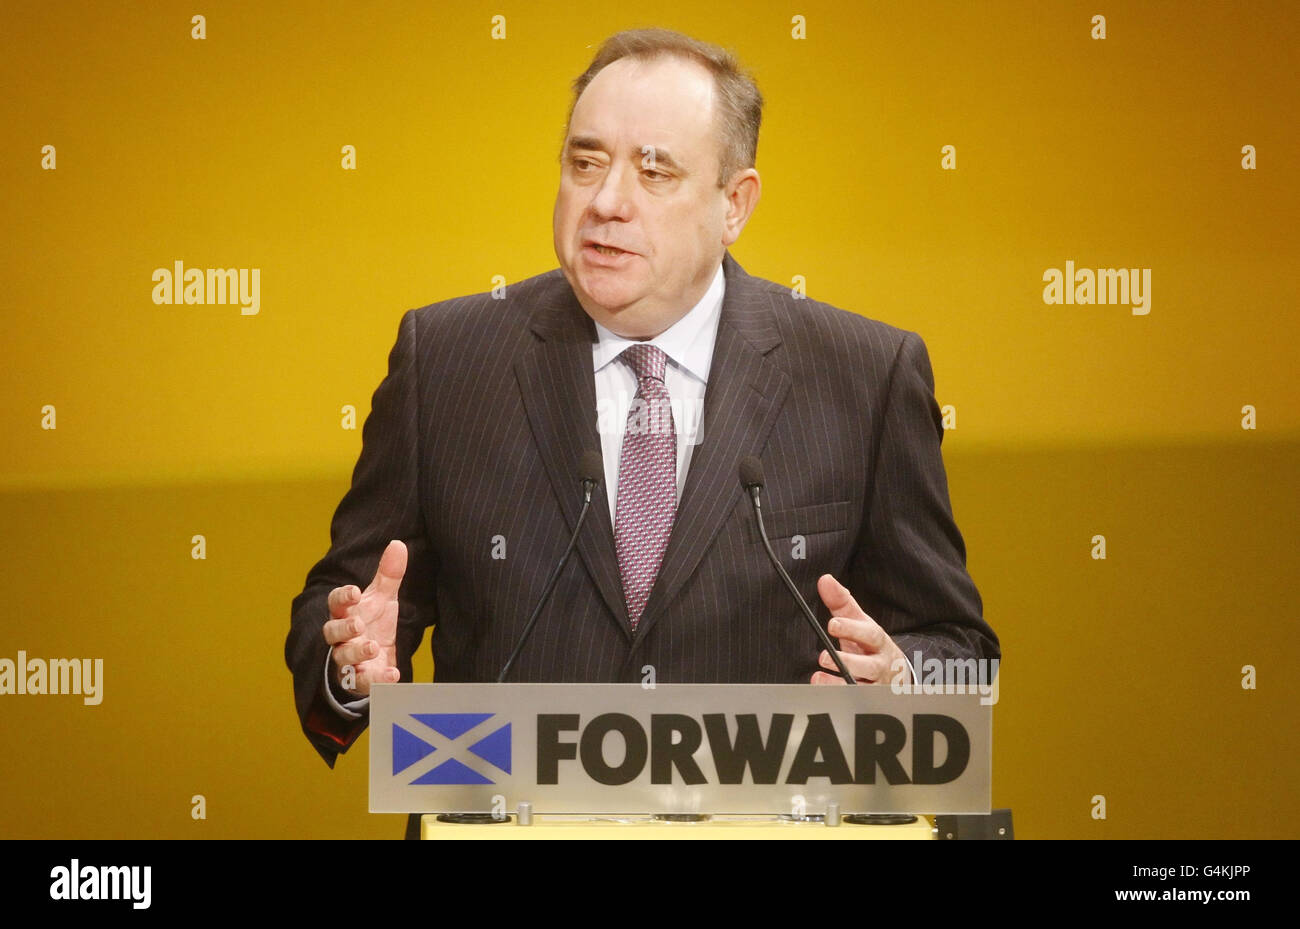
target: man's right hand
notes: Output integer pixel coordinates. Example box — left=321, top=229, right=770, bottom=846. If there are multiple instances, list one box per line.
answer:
left=323, top=539, right=406, bottom=697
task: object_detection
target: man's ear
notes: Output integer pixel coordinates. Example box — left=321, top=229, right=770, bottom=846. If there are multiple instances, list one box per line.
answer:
left=721, top=168, right=761, bottom=247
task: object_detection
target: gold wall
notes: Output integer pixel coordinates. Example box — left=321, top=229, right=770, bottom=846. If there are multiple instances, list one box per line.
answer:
left=1, top=0, right=1296, bottom=838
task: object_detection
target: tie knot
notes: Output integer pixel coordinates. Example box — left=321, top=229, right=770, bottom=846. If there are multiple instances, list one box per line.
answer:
left=620, top=343, right=668, bottom=382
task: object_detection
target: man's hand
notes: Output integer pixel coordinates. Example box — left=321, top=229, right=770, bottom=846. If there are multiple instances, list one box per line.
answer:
left=323, top=539, right=406, bottom=696
left=810, top=574, right=912, bottom=686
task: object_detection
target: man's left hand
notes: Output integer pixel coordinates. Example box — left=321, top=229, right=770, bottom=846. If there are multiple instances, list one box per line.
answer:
left=810, top=574, right=912, bottom=685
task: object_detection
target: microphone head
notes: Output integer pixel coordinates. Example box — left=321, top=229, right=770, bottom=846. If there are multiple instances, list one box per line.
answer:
left=579, top=450, right=604, bottom=486
left=738, top=455, right=765, bottom=490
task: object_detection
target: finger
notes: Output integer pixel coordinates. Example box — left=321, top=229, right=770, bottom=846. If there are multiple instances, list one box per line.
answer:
left=322, top=616, right=364, bottom=646
left=360, top=662, right=401, bottom=685
left=327, top=585, right=361, bottom=619
left=810, top=669, right=848, bottom=686
left=333, top=638, right=381, bottom=668
left=349, top=661, right=402, bottom=694
left=366, top=540, right=408, bottom=601
left=827, top=615, right=888, bottom=653
left=819, top=649, right=889, bottom=683
left=817, top=574, right=872, bottom=622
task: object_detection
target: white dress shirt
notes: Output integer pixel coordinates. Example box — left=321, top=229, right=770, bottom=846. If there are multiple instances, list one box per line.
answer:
left=592, top=261, right=725, bottom=523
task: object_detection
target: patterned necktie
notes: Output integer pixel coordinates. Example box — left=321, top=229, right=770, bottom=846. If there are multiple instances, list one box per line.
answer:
left=614, top=344, right=677, bottom=630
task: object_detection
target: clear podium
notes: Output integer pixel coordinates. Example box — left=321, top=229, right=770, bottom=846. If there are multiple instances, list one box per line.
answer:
left=370, top=682, right=998, bottom=840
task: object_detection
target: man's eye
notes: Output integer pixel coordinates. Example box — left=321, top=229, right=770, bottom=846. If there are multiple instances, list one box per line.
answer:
left=572, top=158, right=597, bottom=171
left=643, top=170, right=669, bottom=181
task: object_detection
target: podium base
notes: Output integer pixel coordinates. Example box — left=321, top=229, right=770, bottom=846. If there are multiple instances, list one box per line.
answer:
left=434, top=813, right=511, bottom=825
left=420, top=813, right=935, bottom=840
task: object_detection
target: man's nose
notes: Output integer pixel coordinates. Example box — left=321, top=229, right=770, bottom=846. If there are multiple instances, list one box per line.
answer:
left=588, top=162, right=636, bottom=221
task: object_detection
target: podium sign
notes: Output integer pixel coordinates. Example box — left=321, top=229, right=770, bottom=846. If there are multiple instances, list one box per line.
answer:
left=370, top=683, right=991, bottom=815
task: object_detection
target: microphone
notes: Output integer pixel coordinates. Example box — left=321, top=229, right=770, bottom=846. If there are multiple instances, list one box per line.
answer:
left=739, top=456, right=856, bottom=685
left=496, top=451, right=604, bottom=683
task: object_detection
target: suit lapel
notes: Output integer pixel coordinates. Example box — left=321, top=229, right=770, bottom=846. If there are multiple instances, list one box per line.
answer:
left=632, top=252, right=790, bottom=643
left=514, top=275, right=632, bottom=636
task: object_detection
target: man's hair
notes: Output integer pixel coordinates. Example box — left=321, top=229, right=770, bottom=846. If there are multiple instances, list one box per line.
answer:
left=563, top=28, right=763, bottom=188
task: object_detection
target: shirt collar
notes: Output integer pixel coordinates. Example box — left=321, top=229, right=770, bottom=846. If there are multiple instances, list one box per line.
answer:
left=590, top=261, right=725, bottom=383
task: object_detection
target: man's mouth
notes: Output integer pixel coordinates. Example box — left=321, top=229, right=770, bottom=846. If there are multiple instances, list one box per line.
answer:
left=586, top=242, right=633, bottom=257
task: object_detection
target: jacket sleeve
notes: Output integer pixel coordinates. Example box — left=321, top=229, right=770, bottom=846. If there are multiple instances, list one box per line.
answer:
left=285, top=308, right=439, bottom=767
left=847, top=330, right=1000, bottom=677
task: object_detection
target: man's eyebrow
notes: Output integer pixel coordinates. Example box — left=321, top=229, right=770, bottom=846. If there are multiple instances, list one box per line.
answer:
left=565, top=135, right=606, bottom=154
left=565, top=136, right=686, bottom=172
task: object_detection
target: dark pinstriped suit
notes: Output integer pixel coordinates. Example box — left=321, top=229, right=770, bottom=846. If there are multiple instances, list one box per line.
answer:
left=286, top=251, right=998, bottom=769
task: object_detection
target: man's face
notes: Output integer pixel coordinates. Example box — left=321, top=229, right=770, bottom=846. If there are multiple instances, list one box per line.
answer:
left=553, top=55, right=748, bottom=339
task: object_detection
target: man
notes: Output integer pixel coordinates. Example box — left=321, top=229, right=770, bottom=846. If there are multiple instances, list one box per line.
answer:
left=286, top=29, right=998, bottom=778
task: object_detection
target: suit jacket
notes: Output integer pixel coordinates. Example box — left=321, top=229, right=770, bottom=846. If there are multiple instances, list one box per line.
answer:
left=286, top=251, right=998, bottom=767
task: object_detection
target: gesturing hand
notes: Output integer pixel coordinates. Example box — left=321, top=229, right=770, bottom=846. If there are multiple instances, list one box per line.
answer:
left=323, top=539, right=406, bottom=696
left=810, top=574, right=912, bottom=686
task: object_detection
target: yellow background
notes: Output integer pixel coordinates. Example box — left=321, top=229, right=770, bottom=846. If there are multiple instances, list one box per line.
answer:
left=1, top=0, right=1296, bottom=838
